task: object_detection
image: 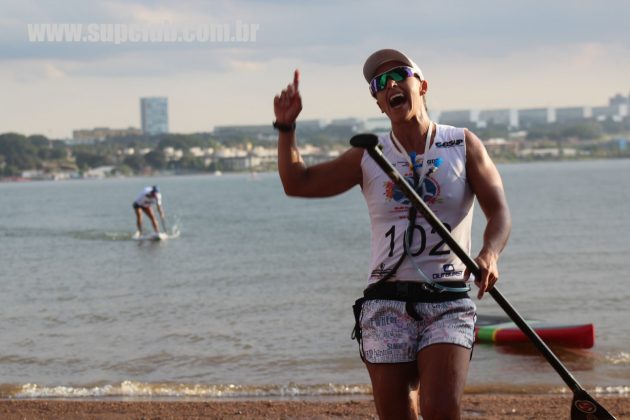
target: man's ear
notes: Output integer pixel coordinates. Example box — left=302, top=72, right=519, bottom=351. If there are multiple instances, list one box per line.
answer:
left=419, top=79, right=429, bottom=96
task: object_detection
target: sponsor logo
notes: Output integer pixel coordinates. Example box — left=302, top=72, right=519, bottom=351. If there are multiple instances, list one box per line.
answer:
left=371, top=263, right=395, bottom=279
left=435, top=139, right=464, bottom=148
left=384, top=176, right=440, bottom=205
left=432, top=263, right=463, bottom=279
left=574, top=400, right=597, bottom=414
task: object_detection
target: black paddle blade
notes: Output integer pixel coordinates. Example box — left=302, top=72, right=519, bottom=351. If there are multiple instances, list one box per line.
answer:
left=349, top=133, right=379, bottom=149
left=571, top=389, right=617, bottom=419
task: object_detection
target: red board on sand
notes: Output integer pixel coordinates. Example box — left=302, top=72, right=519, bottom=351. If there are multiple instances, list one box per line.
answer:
left=475, top=315, right=595, bottom=349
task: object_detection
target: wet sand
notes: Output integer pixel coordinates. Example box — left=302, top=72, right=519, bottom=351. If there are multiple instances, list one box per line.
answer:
left=0, top=395, right=627, bottom=419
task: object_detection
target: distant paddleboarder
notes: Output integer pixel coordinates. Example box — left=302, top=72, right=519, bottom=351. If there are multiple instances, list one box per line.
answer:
left=132, top=185, right=166, bottom=238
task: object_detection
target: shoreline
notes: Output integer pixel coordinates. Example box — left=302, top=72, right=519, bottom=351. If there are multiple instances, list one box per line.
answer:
left=1, top=395, right=628, bottom=419
left=2, top=156, right=630, bottom=183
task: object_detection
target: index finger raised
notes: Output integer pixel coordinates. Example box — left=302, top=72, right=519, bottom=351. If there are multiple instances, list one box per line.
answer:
left=293, top=69, right=300, bottom=91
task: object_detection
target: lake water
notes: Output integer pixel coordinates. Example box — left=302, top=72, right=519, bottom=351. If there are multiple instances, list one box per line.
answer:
left=1, top=159, right=629, bottom=399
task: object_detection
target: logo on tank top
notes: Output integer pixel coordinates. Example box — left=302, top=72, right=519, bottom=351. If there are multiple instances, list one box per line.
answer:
left=435, top=139, right=464, bottom=148
left=432, top=263, right=463, bottom=279
left=370, top=263, right=396, bottom=279
left=384, top=175, right=440, bottom=205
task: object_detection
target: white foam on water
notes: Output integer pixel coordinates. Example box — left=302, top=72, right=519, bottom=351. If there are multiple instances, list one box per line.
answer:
left=19, top=383, right=116, bottom=398
left=593, top=385, right=630, bottom=396
left=14, top=381, right=629, bottom=399
left=15, top=381, right=371, bottom=399
left=604, top=351, right=630, bottom=365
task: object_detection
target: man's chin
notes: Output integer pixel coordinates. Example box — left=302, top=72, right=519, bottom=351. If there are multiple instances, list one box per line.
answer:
left=386, top=108, right=414, bottom=124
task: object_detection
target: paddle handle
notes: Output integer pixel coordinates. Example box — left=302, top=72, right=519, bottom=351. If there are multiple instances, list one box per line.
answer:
left=363, top=142, right=584, bottom=393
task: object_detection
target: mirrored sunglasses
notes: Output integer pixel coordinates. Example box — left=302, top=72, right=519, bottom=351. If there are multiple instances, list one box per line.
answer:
left=369, top=66, right=416, bottom=96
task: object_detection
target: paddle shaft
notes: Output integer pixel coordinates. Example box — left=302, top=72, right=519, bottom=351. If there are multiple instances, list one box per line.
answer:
left=156, top=204, right=167, bottom=233
left=160, top=214, right=168, bottom=233
left=363, top=144, right=584, bottom=393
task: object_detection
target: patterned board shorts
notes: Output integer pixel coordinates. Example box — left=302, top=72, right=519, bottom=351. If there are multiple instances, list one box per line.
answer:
left=359, top=298, right=476, bottom=363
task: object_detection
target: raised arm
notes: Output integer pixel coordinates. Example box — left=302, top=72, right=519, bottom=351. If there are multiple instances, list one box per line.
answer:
left=465, top=129, right=512, bottom=299
left=274, top=70, right=362, bottom=197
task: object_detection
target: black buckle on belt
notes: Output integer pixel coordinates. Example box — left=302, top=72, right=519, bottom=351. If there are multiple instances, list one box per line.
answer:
left=397, top=281, right=453, bottom=295
left=395, top=282, right=409, bottom=298
left=394, top=281, right=446, bottom=298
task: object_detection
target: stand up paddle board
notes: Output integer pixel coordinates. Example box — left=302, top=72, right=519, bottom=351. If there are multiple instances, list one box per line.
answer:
left=475, top=315, right=594, bottom=348
left=132, top=232, right=168, bottom=241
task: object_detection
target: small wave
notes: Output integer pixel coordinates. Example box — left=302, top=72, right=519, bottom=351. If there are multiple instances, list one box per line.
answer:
left=7, top=381, right=630, bottom=399
left=164, top=217, right=182, bottom=238
left=464, top=383, right=561, bottom=395
left=104, top=231, right=135, bottom=241
left=604, top=351, right=630, bottom=365
left=166, top=225, right=181, bottom=239
left=0, top=226, right=58, bottom=239
left=73, top=229, right=180, bottom=242
left=12, top=381, right=371, bottom=399
left=464, top=383, right=630, bottom=396
left=594, top=386, right=630, bottom=395
left=0, top=227, right=132, bottom=241
left=71, top=230, right=130, bottom=241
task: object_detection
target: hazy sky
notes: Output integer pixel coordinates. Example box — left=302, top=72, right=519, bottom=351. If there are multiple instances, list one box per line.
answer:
left=1, top=0, right=629, bottom=138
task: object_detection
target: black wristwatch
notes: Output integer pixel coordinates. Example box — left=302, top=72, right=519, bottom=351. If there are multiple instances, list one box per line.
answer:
left=273, top=121, right=296, bottom=133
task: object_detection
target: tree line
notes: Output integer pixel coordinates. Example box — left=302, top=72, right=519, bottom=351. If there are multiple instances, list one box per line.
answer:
left=1, top=118, right=629, bottom=177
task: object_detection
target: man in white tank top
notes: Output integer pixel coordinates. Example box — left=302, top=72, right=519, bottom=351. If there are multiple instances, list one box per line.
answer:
left=132, top=185, right=165, bottom=237
left=274, top=49, right=511, bottom=420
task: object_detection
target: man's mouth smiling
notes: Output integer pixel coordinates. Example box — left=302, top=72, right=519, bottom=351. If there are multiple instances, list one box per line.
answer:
left=388, top=92, right=406, bottom=108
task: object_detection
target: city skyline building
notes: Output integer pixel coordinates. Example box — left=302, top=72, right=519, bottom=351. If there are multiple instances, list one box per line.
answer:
left=140, top=97, right=169, bottom=135
left=67, top=91, right=627, bottom=141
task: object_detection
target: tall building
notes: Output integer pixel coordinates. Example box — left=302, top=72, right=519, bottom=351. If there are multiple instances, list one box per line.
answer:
left=140, top=97, right=169, bottom=135
left=437, top=109, right=474, bottom=126
left=478, top=109, right=513, bottom=128
left=609, top=93, right=629, bottom=108
left=518, top=108, right=552, bottom=128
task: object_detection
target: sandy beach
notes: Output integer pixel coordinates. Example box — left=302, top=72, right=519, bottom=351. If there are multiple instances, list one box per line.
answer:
left=0, top=395, right=627, bottom=419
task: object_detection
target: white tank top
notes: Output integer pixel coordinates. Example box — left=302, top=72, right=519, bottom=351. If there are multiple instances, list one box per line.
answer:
left=361, top=124, right=474, bottom=286
left=134, top=187, right=162, bottom=208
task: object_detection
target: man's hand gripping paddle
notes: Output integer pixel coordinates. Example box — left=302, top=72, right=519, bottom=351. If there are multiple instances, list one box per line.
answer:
left=350, top=133, right=617, bottom=420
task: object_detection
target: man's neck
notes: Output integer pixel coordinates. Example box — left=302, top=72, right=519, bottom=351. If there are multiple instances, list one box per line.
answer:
left=391, top=116, right=433, bottom=152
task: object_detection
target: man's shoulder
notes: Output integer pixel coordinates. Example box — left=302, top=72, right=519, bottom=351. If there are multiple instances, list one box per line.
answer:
left=437, top=123, right=466, bottom=137
left=435, top=124, right=466, bottom=149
